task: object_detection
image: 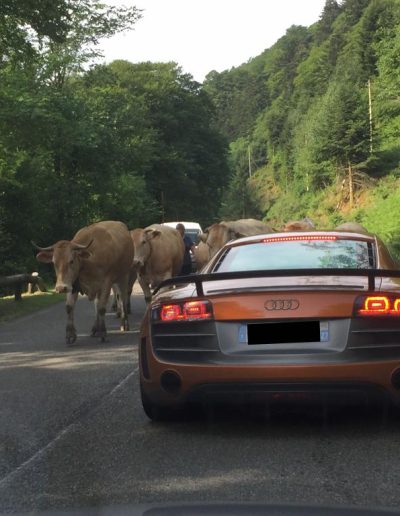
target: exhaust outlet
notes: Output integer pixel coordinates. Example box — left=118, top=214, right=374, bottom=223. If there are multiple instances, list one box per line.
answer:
left=160, top=370, right=182, bottom=395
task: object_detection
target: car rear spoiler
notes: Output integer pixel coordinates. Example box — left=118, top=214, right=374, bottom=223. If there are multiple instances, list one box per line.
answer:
left=153, top=268, right=400, bottom=297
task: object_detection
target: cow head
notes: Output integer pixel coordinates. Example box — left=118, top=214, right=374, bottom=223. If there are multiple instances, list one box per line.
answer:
left=201, top=224, right=244, bottom=259
left=33, top=240, right=92, bottom=294
left=132, top=228, right=161, bottom=268
left=283, top=218, right=316, bottom=232
left=193, top=241, right=210, bottom=271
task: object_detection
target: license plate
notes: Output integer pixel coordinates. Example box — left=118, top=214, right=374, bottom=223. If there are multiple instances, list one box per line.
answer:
left=245, top=320, right=323, bottom=345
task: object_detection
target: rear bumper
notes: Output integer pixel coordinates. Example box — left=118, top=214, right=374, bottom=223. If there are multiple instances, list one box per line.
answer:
left=140, top=345, right=400, bottom=407
left=186, top=381, right=389, bottom=407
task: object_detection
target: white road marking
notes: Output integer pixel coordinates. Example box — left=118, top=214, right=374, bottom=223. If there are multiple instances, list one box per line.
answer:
left=0, top=367, right=139, bottom=489
left=110, top=368, right=138, bottom=396
left=76, top=330, right=140, bottom=337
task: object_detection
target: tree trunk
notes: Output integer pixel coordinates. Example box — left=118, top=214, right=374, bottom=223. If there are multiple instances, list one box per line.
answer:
left=348, top=161, right=353, bottom=209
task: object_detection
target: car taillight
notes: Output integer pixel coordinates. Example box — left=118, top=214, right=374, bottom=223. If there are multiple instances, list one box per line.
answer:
left=160, top=304, right=181, bottom=321
left=155, top=300, right=213, bottom=322
left=183, top=301, right=211, bottom=318
left=355, top=295, right=400, bottom=316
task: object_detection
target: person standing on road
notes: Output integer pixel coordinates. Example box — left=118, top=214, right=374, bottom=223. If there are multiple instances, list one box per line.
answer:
left=176, top=223, right=195, bottom=275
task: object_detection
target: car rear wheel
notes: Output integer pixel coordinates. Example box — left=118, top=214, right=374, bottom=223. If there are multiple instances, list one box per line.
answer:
left=140, top=382, right=184, bottom=422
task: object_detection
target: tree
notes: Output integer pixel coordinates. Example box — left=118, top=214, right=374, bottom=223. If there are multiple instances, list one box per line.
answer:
left=314, top=0, right=342, bottom=43
left=0, top=1, right=142, bottom=273
left=203, top=67, right=268, bottom=141
left=100, top=60, right=229, bottom=224
left=219, top=138, right=263, bottom=220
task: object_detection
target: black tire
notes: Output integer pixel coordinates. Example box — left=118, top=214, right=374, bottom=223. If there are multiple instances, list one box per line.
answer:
left=140, top=383, right=183, bottom=422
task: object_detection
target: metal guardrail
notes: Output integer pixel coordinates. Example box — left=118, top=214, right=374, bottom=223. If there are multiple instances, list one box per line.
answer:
left=0, top=273, right=47, bottom=301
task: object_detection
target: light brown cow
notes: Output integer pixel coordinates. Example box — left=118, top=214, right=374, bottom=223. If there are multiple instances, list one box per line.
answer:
left=335, top=222, right=370, bottom=234
left=34, top=220, right=133, bottom=345
left=131, top=224, right=184, bottom=302
left=200, top=218, right=274, bottom=259
left=283, top=218, right=316, bottom=231
left=193, top=241, right=210, bottom=271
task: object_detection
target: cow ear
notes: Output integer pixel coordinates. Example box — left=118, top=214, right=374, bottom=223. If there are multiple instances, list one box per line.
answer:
left=36, top=251, right=53, bottom=263
left=145, top=229, right=161, bottom=240
left=78, top=249, right=91, bottom=260
left=228, top=229, right=244, bottom=240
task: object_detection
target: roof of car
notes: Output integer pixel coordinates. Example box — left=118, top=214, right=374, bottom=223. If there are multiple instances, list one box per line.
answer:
left=162, top=221, right=203, bottom=231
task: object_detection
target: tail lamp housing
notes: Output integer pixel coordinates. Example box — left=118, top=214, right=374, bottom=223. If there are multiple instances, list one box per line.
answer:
left=152, top=299, right=213, bottom=322
left=355, top=294, right=400, bottom=316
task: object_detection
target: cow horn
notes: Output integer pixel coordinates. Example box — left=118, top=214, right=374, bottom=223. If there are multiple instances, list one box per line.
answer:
left=31, top=241, right=54, bottom=252
left=71, top=239, right=93, bottom=251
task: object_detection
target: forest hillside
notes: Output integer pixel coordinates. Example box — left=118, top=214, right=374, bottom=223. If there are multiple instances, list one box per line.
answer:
left=204, top=0, right=400, bottom=254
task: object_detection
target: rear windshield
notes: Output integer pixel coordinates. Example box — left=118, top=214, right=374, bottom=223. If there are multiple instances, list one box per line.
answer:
left=214, top=238, right=374, bottom=272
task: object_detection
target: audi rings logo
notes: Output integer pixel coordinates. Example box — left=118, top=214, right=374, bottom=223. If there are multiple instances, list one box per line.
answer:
left=264, top=299, right=300, bottom=311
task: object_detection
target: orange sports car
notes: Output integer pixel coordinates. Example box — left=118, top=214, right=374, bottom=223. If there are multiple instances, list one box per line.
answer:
left=139, top=230, right=400, bottom=420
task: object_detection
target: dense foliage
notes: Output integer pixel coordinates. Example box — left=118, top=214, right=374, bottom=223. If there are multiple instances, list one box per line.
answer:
left=0, top=0, right=229, bottom=275
left=204, top=0, right=400, bottom=254
left=3, top=0, right=400, bottom=277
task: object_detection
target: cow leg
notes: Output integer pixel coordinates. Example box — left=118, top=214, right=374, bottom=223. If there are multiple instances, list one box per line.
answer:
left=93, top=287, right=111, bottom=342
left=91, top=298, right=100, bottom=337
left=114, top=275, right=130, bottom=332
left=65, top=292, right=78, bottom=346
left=138, top=274, right=152, bottom=304
left=126, top=293, right=131, bottom=315
left=127, top=269, right=137, bottom=314
left=116, top=293, right=122, bottom=318
left=112, top=287, right=122, bottom=318
left=110, top=287, right=121, bottom=317
left=91, top=285, right=111, bottom=341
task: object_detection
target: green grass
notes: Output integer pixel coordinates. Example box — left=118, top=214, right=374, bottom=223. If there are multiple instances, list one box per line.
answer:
left=0, top=290, right=64, bottom=324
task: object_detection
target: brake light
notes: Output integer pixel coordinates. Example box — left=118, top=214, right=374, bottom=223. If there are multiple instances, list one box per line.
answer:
left=364, top=296, right=390, bottom=313
left=183, top=301, right=211, bottom=319
left=157, top=300, right=213, bottom=322
left=160, top=304, right=182, bottom=321
left=356, top=295, right=400, bottom=316
left=262, top=235, right=337, bottom=243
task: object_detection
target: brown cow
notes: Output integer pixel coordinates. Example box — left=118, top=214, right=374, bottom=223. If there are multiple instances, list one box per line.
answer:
left=200, top=218, right=274, bottom=259
left=193, top=241, right=210, bottom=271
left=34, top=220, right=133, bottom=345
left=335, top=222, right=370, bottom=234
left=283, top=218, right=316, bottom=231
left=131, top=224, right=184, bottom=302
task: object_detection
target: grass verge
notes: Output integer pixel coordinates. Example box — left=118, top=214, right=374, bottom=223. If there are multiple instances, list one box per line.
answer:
left=0, top=291, right=64, bottom=324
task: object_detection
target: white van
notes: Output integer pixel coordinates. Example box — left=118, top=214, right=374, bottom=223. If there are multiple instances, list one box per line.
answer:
left=162, top=221, right=203, bottom=244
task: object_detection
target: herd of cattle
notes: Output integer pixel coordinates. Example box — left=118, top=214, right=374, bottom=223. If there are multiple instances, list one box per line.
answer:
left=32, top=218, right=369, bottom=345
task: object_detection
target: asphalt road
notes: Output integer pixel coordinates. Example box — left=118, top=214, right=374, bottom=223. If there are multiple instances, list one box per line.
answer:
left=1, top=292, right=400, bottom=513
